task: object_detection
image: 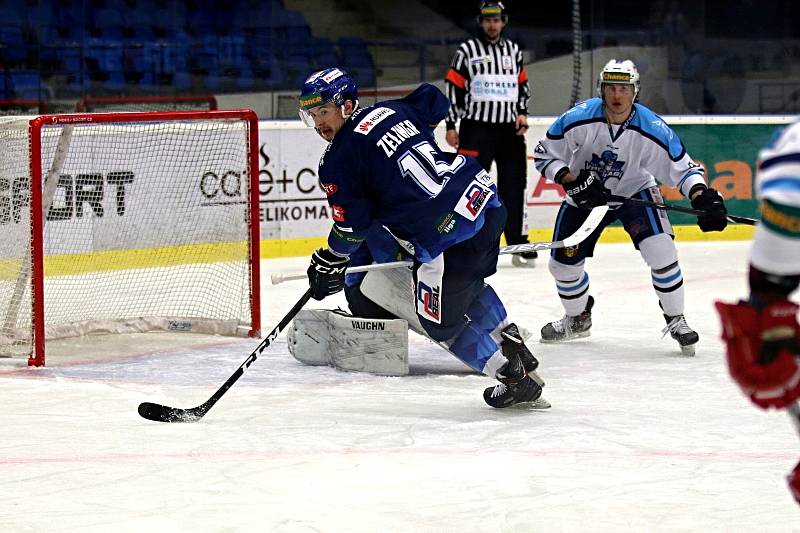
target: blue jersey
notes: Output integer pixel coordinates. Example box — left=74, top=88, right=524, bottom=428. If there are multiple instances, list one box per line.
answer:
left=318, top=83, right=501, bottom=263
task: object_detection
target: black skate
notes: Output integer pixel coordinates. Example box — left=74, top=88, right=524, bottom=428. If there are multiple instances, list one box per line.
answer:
left=483, top=353, right=544, bottom=408
left=540, top=296, right=594, bottom=343
left=500, top=323, right=539, bottom=373
left=511, top=251, right=537, bottom=268
left=662, top=314, right=699, bottom=356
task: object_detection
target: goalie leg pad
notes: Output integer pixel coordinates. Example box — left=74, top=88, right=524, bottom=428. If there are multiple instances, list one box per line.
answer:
left=288, top=309, right=409, bottom=376
left=360, top=266, right=425, bottom=335
left=287, top=309, right=333, bottom=366
left=327, top=311, right=409, bottom=376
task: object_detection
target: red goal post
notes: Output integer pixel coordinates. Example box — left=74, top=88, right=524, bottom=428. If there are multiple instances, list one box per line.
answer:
left=0, top=110, right=260, bottom=366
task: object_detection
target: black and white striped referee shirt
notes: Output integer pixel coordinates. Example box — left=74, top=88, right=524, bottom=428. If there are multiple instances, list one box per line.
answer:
left=445, top=36, right=531, bottom=128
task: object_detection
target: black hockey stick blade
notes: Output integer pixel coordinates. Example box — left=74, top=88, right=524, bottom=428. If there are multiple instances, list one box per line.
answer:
left=138, top=288, right=314, bottom=423
left=138, top=402, right=208, bottom=423
left=608, top=194, right=756, bottom=225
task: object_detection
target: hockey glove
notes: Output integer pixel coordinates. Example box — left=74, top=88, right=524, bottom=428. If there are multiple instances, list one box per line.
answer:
left=789, top=460, right=800, bottom=505
left=565, top=170, right=608, bottom=209
left=691, top=187, right=728, bottom=232
left=715, top=299, right=800, bottom=410
left=308, top=248, right=349, bottom=301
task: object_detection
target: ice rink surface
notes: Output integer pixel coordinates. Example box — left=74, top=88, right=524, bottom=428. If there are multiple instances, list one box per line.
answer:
left=1, top=240, right=798, bottom=533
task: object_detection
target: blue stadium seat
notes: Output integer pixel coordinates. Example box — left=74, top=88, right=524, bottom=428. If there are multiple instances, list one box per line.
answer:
left=312, top=37, right=339, bottom=70
left=0, top=25, right=28, bottom=65
left=219, top=35, right=247, bottom=72
left=85, top=37, right=126, bottom=93
left=235, top=65, right=256, bottom=91
left=0, top=70, right=12, bottom=99
left=348, top=68, right=377, bottom=89
left=192, top=35, right=220, bottom=74
left=338, top=36, right=374, bottom=69
left=8, top=70, right=48, bottom=99
left=92, top=7, right=126, bottom=34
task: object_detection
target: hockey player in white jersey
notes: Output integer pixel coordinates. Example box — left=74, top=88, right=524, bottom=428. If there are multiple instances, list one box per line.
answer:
left=715, top=120, right=800, bottom=504
left=533, top=59, right=728, bottom=355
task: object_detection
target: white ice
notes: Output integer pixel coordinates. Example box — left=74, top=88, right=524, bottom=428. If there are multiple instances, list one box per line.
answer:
left=1, top=241, right=798, bottom=533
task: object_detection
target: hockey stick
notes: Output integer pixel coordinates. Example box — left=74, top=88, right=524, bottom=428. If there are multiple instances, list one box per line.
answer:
left=607, top=194, right=756, bottom=225
left=270, top=205, right=610, bottom=284
left=138, top=288, right=314, bottom=423
left=271, top=260, right=412, bottom=285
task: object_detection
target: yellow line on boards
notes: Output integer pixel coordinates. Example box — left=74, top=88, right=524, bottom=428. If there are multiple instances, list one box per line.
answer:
left=0, top=225, right=755, bottom=281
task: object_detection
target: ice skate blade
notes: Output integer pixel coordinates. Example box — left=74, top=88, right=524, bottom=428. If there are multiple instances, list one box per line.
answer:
left=539, top=330, right=591, bottom=344
left=509, top=396, right=552, bottom=410
left=511, top=256, right=536, bottom=268
left=679, top=344, right=696, bottom=357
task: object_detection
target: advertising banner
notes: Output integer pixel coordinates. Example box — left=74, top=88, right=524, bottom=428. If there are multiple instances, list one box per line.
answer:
left=258, top=118, right=793, bottom=247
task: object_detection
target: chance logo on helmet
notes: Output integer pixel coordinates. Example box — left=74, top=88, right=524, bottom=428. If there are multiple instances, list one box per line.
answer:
left=298, top=67, right=359, bottom=126
left=596, top=59, right=640, bottom=98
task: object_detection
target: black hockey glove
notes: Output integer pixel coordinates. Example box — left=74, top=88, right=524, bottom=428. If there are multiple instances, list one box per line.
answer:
left=690, top=187, right=727, bottom=232
left=565, top=170, right=608, bottom=209
left=307, top=248, right=349, bottom=301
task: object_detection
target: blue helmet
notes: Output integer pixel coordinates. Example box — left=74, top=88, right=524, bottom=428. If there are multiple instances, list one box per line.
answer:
left=298, top=68, right=358, bottom=126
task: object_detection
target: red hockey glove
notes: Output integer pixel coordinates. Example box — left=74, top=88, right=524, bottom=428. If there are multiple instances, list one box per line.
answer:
left=715, top=300, right=800, bottom=409
left=789, top=460, right=800, bottom=505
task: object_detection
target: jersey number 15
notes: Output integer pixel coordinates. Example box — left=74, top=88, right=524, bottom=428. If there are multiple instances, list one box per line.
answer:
left=398, top=141, right=466, bottom=198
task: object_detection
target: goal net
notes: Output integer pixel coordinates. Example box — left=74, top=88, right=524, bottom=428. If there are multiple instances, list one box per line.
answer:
left=0, top=110, right=261, bottom=366
left=0, top=99, right=48, bottom=115
left=75, top=95, right=218, bottom=112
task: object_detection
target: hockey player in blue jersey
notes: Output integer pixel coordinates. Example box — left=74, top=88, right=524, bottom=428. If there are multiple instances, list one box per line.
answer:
left=533, top=59, right=729, bottom=355
left=298, top=67, right=544, bottom=407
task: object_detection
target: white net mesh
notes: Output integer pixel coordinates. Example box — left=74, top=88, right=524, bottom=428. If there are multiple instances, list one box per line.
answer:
left=0, top=112, right=257, bottom=365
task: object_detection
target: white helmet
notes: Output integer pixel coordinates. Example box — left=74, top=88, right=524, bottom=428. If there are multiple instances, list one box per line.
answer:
left=596, top=59, right=640, bottom=98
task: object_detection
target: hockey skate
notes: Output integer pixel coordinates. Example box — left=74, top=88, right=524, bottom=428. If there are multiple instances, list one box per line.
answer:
left=540, top=296, right=594, bottom=343
left=662, top=314, right=699, bottom=356
left=501, top=323, right=539, bottom=373
left=511, top=251, right=538, bottom=268
left=484, top=325, right=550, bottom=409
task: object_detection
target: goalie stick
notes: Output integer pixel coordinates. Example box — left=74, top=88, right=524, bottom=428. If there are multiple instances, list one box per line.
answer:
left=138, top=288, right=314, bottom=423
left=607, top=194, right=756, bottom=225
left=270, top=205, right=610, bottom=284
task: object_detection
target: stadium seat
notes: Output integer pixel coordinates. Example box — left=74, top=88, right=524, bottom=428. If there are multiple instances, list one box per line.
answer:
left=8, top=70, right=49, bottom=99
left=312, top=38, right=339, bottom=70
left=0, top=25, right=28, bottom=66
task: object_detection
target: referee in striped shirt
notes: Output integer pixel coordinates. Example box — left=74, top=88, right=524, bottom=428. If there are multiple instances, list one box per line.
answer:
left=445, top=1, right=535, bottom=266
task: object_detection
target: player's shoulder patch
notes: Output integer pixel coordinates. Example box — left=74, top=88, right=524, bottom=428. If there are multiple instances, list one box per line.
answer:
left=354, top=106, right=396, bottom=135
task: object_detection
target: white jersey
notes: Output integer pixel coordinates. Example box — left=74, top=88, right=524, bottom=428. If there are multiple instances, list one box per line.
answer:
left=533, top=98, right=706, bottom=203
left=750, top=120, right=800, bottom=276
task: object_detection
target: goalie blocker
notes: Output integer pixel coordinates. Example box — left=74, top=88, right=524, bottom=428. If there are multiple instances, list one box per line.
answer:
left=288, top=309, right=410, bottom=376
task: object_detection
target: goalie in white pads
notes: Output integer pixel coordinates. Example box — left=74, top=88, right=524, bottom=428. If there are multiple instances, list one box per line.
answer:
left=298, top=67, right=546, bottom=408
left=533, top=59, right=729, bottom=356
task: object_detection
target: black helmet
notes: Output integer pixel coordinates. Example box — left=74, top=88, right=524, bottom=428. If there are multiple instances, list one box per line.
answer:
left=477, top=1, right=508, bottom=24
